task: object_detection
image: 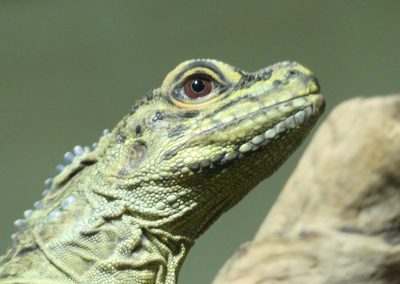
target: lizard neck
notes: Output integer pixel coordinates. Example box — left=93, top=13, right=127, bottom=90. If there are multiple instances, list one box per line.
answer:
left=0, top=168, right=195, bottom=284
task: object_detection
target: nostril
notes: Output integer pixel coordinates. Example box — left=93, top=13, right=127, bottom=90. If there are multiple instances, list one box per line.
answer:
left=287, top=69, right=300, bottom=77
left=310, top=75, right=321, bottom=92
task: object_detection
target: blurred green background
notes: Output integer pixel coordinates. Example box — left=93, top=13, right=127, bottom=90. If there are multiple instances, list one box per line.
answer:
left=0, top=1, right=399, bottom=283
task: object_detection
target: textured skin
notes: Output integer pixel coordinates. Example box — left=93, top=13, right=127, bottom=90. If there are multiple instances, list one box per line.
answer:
left=0, top=59, right=324, bottom=284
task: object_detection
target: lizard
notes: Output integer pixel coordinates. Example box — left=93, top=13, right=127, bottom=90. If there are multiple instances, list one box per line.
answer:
left=0, top=59, right=325, bottom=284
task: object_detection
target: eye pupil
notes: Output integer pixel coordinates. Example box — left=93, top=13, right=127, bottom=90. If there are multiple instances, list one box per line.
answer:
left=191, top=79, right=206, bottom=93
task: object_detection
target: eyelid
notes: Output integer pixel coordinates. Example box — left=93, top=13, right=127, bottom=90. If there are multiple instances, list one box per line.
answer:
left=184, top=73, right=213, bottom=80
left=177, top=68, right=224, bottom=87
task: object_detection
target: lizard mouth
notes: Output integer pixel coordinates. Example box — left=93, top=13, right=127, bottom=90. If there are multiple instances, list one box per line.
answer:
left=185, top=93, right=324, bottom=172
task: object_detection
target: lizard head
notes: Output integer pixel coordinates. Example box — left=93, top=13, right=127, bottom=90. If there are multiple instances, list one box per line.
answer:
left=104, top=59, right=324, bottom=236
left=0, top=59, right=324, bottom=284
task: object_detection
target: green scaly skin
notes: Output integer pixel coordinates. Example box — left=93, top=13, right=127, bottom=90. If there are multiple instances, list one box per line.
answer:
left=0, top=59, right=324, bottom=283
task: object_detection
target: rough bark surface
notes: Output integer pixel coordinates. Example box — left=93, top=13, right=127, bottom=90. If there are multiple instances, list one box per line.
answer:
left=213, top=95, right=400, bottom=284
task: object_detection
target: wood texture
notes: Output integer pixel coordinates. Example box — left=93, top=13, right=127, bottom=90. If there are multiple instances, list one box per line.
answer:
left=214, top=95, right=400, bottom=284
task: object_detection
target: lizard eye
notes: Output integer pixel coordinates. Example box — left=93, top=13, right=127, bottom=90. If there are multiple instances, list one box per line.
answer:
left=183, top=76, right=213, bottom=99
